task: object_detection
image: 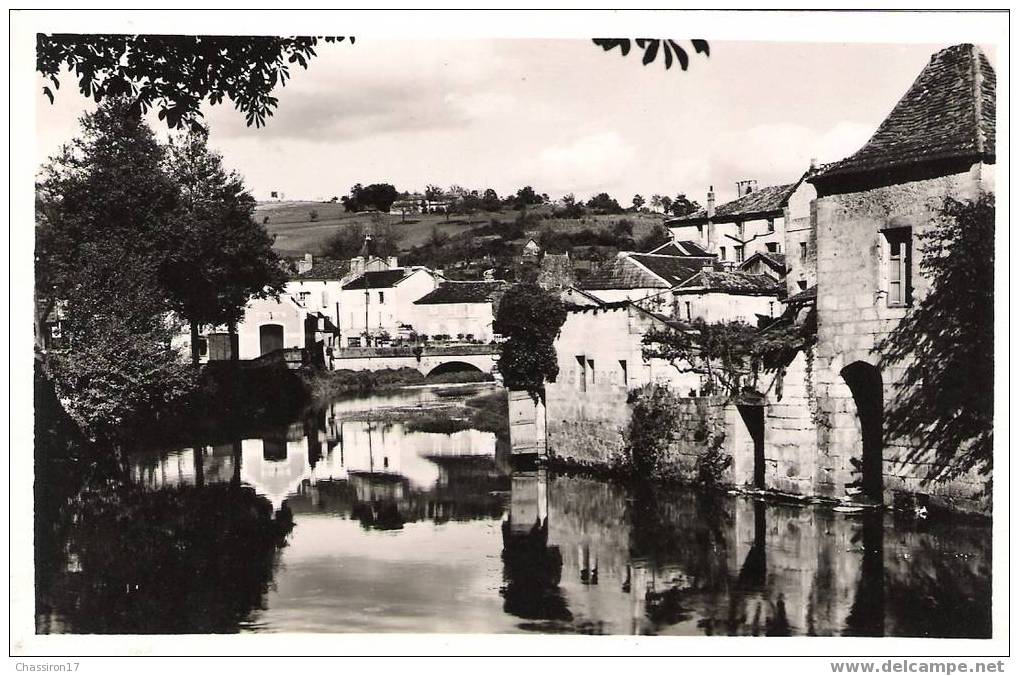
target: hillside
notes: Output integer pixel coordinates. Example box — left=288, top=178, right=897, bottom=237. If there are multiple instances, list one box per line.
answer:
left=255, top=200, right=668, bottom=259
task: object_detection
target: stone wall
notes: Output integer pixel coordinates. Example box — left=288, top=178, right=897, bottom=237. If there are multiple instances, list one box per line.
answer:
left=760, top=349, right=831, bottom=496
left=813, top=163, right=993, bottom=514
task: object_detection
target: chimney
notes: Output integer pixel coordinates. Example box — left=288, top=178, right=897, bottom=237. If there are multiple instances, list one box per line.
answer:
left=296, top=253, right=314, bottom=275
left=387, top=256, right=398, bottom=269
left=706, top=185, right=715, bottom=218
left=736, top=179, right=758, bottom=196
left=809, top=157, right=818, bottom=172
left=349, top=255, right=366, bottom=279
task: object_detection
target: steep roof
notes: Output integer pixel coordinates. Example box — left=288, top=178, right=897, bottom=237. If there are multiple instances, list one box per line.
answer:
left=667, top=182, right=799, bottom=225
left=672, top=270, right=781, bottom=295
left=812, top=44, right=995, bottom=193
left=579, top=253, right=712, bottom=290
left=293, top=259, right=350, bottom=281
left=739, top=251, right=787, bottom=274
left=413, top=280, right=507, bottom=305
left=646, top=240, right=714, bottom=257
left=341, top=269, right=413, bottom=290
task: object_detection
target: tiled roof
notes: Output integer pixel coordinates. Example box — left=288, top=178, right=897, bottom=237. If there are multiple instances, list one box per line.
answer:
left=413, top=280, right=507, bottom=305
left=630, top=254, right=716, bottom=286
left=784, top=284, right=817, bottom=305
left=813, top=44, right=995, bottom=186
left=666, top=183, right=798, bottom=225
left=293, top=259, right=350, bottom=280
left=739, top=251, right=787, bottom=274
left=646, top=240, right=714, bottom=257
left=341, top=269, right=411, bottom=290
left=673, top=270, right=781, bottom=295
left=580, top=254, right=714, bottom=291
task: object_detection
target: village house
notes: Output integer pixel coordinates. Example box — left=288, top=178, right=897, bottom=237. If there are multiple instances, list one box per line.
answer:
left=799, top=42, right=996, bottom=513
left=669, top=269, right=783, bottom=324
left=410, top=280, right=507, bottom=342
left=578, top=252, right=715, bottom=311
left=340, top=266, right=439, bottom=346
left=667, top=174, right=816, bottom=270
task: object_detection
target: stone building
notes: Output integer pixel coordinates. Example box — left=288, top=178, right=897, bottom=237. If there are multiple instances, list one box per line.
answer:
left=544, top=302, right=701, bottom=465
left=339, top=267, right=439, bottom=346
left=667, top=175, right=816, bottom=269
left=410, top=280, right=507, bottom=342
left=801, top=43, right=995, bottom=513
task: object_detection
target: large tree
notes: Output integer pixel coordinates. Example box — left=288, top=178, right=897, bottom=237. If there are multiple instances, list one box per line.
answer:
left=876, top=195, right=994, bottom=484
left=36, top=99, right=194, bottom=444
left=162, top=126, right=287, bottom=365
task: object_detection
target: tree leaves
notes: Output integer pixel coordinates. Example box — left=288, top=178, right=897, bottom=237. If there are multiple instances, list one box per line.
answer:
left=592, top=38, right=710, bottom=71
left=493, top=283, right=568, bottom=400
left=36, top=34, right=354, bottom=130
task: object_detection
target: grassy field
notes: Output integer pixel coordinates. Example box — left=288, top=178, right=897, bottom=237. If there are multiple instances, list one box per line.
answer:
left=255, top=200, right=669, bottom=258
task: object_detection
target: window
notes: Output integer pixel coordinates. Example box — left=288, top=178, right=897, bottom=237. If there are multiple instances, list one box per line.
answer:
left=720, top=246, right=727, bottom=260
left=769, top=301, right=775, bottom=317
left=884, top=228, right=912, bottom=307
left=799, top=241, right=808, bottom=261
left=378, top=291, right=385, bottom=304
left=618, top=360, right=628, bottom=386
left=575, top=356, right=587, bottom=392
left=685, top=301, right=692, bottom=321
left=348, top=337, right=362, bottom=347
left=321, top=290, right=328, bottom=307
left=587, top=358, right=596, bottom=385
left=734, top=245, right=745, bottom=263
left=798, top=280, right=808, bottom=291
left=736, top=221, right=745, bottom=238
left=766, top=218, right=775, bottom=233
left=766, top=242, right=779, bottom=253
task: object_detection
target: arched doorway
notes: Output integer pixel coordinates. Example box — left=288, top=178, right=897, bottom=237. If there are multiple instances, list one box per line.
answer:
left=736, top=404, right=766, bottom=488
left=840, top=361, right=884, bottom=502
left=259, top=324, right=285, bottom=356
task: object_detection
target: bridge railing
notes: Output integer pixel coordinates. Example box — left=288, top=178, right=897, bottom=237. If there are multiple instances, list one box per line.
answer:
left=333, top=344, right=497, bottom=359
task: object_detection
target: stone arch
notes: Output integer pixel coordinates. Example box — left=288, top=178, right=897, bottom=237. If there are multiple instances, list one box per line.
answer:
left=426, top=360, right=485, bottom=378
left=840, top=361, right=884, bottom=502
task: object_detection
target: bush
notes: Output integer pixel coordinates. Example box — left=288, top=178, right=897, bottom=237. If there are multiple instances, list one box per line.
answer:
left=624, top=383, right=683, bottom=481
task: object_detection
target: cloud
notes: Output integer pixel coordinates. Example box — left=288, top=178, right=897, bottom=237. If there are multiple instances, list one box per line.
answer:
left=526, top=131, right=637, bottom=197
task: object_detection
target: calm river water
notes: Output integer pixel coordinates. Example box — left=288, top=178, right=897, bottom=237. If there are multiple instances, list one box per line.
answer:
left=36, top=385, right=991, bottom=636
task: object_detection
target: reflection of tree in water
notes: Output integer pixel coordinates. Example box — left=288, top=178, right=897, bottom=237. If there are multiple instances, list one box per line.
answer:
left=881, top=517, right=991, bottom=639
left=36, top=481, right=293, bottom=633
left=500, top=518, right=572, bottom=623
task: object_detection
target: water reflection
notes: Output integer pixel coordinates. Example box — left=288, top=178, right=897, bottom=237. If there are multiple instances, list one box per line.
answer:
left=37, top=387, right=991, bottom=636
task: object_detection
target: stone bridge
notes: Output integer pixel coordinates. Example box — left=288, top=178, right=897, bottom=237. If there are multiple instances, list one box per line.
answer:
left=329, top=344, right=499, bottom=377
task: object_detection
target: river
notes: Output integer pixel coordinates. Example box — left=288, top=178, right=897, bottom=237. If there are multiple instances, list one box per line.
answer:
left=35, top=384, right=991, bottom=636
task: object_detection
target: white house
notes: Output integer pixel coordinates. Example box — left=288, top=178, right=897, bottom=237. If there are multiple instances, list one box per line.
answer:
left=411, top=280, right=507, bottom=342
left=340, top=267, right=439, bottom=346
left=669, top=269, right=783, bottom=325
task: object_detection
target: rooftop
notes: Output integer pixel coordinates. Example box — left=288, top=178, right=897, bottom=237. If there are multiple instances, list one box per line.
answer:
left=672, top=270, right=782, bottom=295
left=414, top=280, right=507, bottom=305
left=812, top=44, right=995, bottom=192
left=646, top=240, right=714, bottom=257
left=341, top=269, right=413, bottom=290
left=580, top=254, right=712, bottom=291
left=292, top=259, right=350, bottom=281
left=666, top=182, right=799, bottom=226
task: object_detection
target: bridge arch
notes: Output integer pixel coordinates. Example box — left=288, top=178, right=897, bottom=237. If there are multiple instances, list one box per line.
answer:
left=425, top=360, right=487, bottom=378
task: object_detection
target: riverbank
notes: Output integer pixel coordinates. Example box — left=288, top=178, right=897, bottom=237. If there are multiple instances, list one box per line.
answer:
left=305, top=366, right=494, bottom=401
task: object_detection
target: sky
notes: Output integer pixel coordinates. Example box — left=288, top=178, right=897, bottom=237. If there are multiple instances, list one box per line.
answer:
left=34, top=39, right=992, bottom=206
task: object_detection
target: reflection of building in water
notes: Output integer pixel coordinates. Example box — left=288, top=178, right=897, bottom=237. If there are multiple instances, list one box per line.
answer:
left=130, top=406, right=499, bottom=511
left=500, top=469, right=571, bottom=623
left=504, top=473, right=969, bottom=636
